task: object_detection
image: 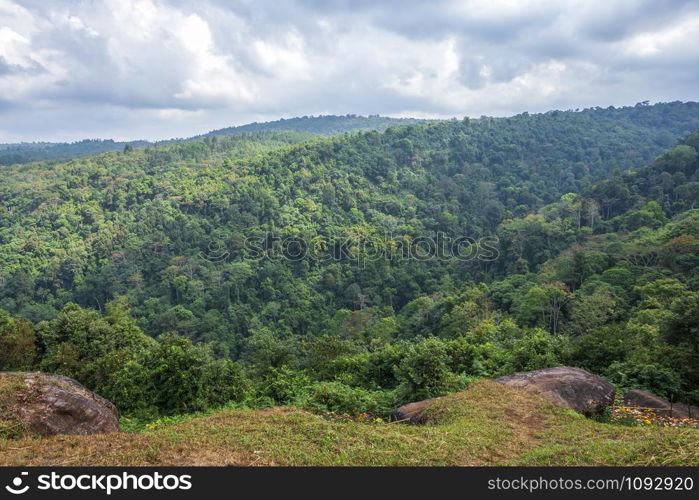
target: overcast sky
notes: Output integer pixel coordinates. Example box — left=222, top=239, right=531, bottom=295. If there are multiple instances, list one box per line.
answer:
left=1, top=0, right=698, bottom=142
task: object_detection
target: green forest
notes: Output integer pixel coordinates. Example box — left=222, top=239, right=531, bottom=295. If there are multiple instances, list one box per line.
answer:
left=1, top=102, right=699, bottom=424
left=0, top=115, right=422, bottom=166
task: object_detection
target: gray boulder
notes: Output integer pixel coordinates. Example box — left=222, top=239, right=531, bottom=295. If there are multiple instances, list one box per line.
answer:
left=494, top=366, right=615, bottom=416
left=1, top=371, right=120, bottom=437
left=623, top=389, right=698, bottom=419
left=390, top=397, right=439, bottom=424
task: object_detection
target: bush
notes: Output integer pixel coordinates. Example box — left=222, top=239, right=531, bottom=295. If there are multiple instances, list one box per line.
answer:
left=299, top=381, right=396, bottom=416
left=564, top=326, right=631, bottom=374
left=504, top=328, right=562, bottom=372
left=323, top=343, right=406, bottom=390
left=0, top=309, right=36, bottom=370
left=395, top=337, right=460, bottom=402
left=447, top=337, right=505, bottom=377
left=605, top=361, right=682, bottom=401
left=256, top=366, right=310, bottom=405
left=201, top=358, right=250, bottom=407
left=106, top=334, right=251, bottom=418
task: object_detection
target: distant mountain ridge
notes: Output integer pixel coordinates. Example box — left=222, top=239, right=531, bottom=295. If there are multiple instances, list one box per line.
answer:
left=0, top=138, right=153, bottom=165
left=197, top=114, right=428, bottom=138
left=0, top=115, right=429, bottom=166
left=7, top=101, right=699, bottom=165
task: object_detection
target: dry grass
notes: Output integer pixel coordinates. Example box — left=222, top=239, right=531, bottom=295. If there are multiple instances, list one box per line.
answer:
left=0, top=373, right=35, bottom=440
left=1, top=381, right=697, bottom=466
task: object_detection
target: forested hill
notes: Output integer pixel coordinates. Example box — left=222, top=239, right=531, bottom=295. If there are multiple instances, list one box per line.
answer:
left=198, top=114, right=428, bottom=138
left=0, top=139, right=152, bottom=166
left=0, top=115, right=426, bottom=166
left=1, top=103, right=699, bottom=420
left=1, top=101, right=699, bottom=336
left=3, top=102, right=699, bottom=165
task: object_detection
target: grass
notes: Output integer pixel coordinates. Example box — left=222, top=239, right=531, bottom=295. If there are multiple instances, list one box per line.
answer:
left=0, top=373, right=32, bottom=440
left=0, top=381, right=697, bottom=466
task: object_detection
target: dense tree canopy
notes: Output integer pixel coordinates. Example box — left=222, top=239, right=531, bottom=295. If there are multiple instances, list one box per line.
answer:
left=1, top=102, right=699, bottom=421
left=0, top=115, right=425, bottom=166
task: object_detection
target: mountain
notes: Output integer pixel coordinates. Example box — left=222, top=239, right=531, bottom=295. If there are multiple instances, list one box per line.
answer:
left=0, top=139, right=152, bottom=166
left=0, top=115, right=428, bottom=166
left=1, top=101, right=698, bottom=324
left=198, top=114, right=428, bottom=138
left=1, top=101, right=699, bottom=428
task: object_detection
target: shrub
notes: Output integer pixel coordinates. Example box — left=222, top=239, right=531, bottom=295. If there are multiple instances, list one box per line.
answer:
left=395, top=337, right=460, bottom=402
left=605, top=361, right=682, bottom=401
left=504, top=328, right=562, bottom=372
left=257, top=366, right=310, bottom=405
left=299, top=381, right=396, bottom=416
left=0, top=309, right=36, bottom=371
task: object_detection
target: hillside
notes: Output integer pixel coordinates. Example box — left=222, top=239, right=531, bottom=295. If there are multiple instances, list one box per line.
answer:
left=1, top=381, right=697, bottom=466
left=0, top=139, right=152, bottom=166
left=3, top=102, right=698, bottom=166
left=1, top=102, right=699, bottom=428
left=198, top=114, right=428, bottom=138
left=2, top=102, right=699, bottom=329
left=0, top=115, right=425, bottom=166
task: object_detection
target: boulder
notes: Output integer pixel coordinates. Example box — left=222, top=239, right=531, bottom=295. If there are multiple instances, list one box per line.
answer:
left=493, top=366, right=615, bottom=416
left=390, top=397, right=441, bottom=424
left=1, top=372, right=119, bottom=437
left=623, top=389, right=698, bottom=419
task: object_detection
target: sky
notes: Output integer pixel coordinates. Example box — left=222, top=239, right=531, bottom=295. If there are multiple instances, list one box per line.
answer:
left=1, top=0, right=698, bottom=142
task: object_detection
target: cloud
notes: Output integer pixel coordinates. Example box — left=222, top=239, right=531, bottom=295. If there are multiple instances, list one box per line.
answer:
left=0, top=0, right=698, bottom=141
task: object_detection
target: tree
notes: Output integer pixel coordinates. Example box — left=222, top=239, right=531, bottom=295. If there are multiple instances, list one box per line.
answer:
left=568, top=286, right=620, bottom=335
left=566, top=325, right=631, bottom=374
left=36, top=301, right=154, bottom=390
left=665, top=292, right=699, bottom=352
left=140, top=334, right=225, bottom=414
left=241, top=329, right=299, bottom=377
left=634, top=279, right=689, bottom=310
left=505, top=328, right=561, bottom=372
left=395, top=337, right=459, bottom=401
left=0, top=309, right=36, bottom=370
left=517, top=282, right=572, bottom=335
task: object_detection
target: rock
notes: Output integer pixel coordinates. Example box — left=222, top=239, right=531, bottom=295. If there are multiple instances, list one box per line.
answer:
left=623, top=389, right=698, bottom=419
left=390, top=366, right=616, bottom=424
left=493, top=366, right=615, bottom=416
left=390, top=397, right=439, bottom=424
left=1, top=372, right=120, bottom=437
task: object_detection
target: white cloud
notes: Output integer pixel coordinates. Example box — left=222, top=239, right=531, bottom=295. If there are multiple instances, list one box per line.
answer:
left=253, top=31, right=311, bottom=79
left=0, top=0, right=698, bottom=141
left=621, top=13, right=699, bottom=58
left=0, top=26, right=29, bottom=65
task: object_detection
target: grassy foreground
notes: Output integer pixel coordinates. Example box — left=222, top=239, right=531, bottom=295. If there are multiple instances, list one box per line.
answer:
left=1, top=381, right=697, bottom=466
